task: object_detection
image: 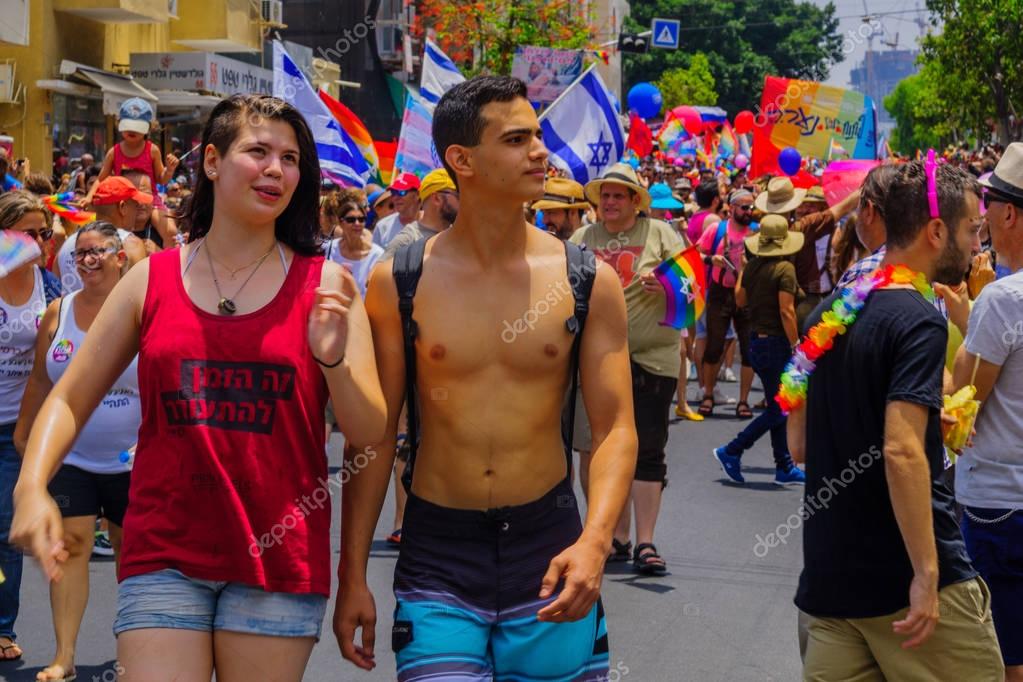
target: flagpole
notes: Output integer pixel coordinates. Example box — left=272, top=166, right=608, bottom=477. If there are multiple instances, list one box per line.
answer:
left=538, top=64, right=598, bottom=122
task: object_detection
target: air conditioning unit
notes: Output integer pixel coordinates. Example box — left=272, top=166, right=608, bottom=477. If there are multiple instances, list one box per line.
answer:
left=261, top=0, right=283, bottom=25
left=0, top=64, right=15, bottom=103
left=168, top=0, right=178, bottom=18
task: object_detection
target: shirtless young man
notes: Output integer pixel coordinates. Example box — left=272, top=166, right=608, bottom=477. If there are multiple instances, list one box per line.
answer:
left=334, top=76, right=637, bottom=680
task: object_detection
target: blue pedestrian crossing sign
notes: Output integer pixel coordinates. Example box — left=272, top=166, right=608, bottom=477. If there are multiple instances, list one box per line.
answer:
left=651, top=18, right=680, bottom=49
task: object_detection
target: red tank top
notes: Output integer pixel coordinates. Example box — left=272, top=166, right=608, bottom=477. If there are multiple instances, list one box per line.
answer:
left=119, top=248, right=331, bottom=594
left=114, top=140, right=156, bottom=184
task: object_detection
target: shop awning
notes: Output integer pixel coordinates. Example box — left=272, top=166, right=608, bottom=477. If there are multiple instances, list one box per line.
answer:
left=57, top=60, right=157, bottom=116
left=152, top=90, right=223, bottom=111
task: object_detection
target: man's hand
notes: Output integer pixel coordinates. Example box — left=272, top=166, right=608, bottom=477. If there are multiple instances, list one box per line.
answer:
left=892, top=572, right=940, bottom=648
left=333, top=581, right=377, bottom=670
left=933, top=282, right=970, bottom=336
left=536, top=536, right=606, bottom=623
left=967, top=252, right=996, bottom=300
left=638, top=270, right=663, bottom=295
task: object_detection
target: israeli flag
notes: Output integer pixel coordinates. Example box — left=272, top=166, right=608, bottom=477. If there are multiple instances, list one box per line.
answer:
left=539, top=66, right=626, bottom=185
left=272, top=41, right=370, bottom=187
left=420, top=39, right=465, bottom=111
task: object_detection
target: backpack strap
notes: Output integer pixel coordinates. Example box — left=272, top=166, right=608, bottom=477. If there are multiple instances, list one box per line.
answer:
left=391, top=238, right=427, bottom=486
left=711, top=219, right=728, bottom=257
left=561, top=241, right=597, bottom=466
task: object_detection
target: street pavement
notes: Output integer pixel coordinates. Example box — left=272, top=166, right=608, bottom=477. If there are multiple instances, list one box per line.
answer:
left=4, top=378, right=808, bottom=682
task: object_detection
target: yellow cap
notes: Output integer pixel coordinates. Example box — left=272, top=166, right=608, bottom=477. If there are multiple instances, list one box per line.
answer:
left=419, top=168, right=456, bottom=201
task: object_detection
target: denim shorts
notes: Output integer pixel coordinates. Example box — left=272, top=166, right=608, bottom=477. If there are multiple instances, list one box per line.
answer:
left=114, top=568, right=327, bottom=639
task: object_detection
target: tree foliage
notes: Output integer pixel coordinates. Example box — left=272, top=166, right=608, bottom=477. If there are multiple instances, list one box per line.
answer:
left=884, top=65, right=952, bottom=154
left=918, top=0, right=1023, bottom=145
left=415, top=0, right=596, bottom=76
left=624, top=0, right=844, bottom=115
left=656, top=53, right=718, bottom=110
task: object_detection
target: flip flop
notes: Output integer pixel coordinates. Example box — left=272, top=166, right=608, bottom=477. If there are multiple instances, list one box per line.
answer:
left=0, top=640, right=22, bottom=662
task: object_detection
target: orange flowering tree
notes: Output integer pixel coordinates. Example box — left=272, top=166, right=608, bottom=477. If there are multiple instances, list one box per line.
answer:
left=415, top=0, right=596, bottom=76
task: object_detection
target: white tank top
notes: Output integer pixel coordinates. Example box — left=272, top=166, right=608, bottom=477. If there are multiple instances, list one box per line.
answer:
left=58, top=228, right=134, bottom=295
left=46, top=291, right=140, bottom=473
left=0, top=266, right=45, bottom=425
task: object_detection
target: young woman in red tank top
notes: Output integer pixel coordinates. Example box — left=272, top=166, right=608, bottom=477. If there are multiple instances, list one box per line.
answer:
left=10, top=95, right=386, bottom=682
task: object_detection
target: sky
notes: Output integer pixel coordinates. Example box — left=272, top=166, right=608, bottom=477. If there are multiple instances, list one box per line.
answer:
left=810, top=0, right=931, bottom=87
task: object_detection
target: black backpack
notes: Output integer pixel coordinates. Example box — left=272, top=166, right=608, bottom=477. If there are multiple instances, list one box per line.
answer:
left=391, top=238, right=597, bottom=483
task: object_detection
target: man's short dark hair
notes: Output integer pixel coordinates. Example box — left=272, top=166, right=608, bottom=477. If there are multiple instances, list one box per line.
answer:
left=694, top=180, right=719, bottom=209
left=433, top=76, right=529, bottom=188
left=882, top=161, right=981, bottom=249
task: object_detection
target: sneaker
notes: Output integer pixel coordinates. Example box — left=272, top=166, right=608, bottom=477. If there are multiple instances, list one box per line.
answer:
left=92, top=530, right=114, bottom=557
left=713, top=385, right=737, bottom=405
left=713, top=447, right=745, bottom=483
left=687, top=363, right=698, bottom=381
left=775, top=464, right=806, bottom=486
left=719, top=367, right=737, bottom=383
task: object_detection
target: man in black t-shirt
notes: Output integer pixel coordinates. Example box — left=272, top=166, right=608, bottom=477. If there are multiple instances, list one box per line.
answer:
left=788, top=161, right=1004, bottom=679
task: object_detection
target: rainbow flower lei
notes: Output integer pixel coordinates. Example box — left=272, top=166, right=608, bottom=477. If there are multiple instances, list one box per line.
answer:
left=776, top=264, right=935, bottom=414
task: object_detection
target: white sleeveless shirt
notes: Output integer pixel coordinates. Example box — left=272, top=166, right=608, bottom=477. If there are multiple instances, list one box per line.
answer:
left=46, top=291, right=140, bottom=473
left=0, top=266, right=46, bottom=425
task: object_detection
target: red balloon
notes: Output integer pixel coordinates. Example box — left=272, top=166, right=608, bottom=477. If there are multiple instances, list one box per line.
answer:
left=734, top=110, right=755, bottom=135
left=673, top=105, right=703, bottom=135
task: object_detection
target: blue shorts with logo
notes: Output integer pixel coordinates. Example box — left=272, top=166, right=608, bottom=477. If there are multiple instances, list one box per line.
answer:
left=392, top=477, right=609, bottom=681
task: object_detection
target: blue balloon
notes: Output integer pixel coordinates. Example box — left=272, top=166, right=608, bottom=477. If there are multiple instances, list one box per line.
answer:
left=626, top=82, right=662, bottom=120
left=778, top=147, right=802, bottom=176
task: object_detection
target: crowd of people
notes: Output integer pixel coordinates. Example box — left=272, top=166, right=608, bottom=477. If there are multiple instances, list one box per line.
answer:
left=0, top=74, right=1016, bottom=682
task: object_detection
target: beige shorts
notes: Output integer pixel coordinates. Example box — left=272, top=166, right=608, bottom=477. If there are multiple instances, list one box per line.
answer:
left=803, top=577, right=1004, bottom=681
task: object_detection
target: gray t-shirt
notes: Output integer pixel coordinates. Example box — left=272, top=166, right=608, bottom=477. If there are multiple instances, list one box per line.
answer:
left=956, top=269, right=1023, bottom=508
left=382, top=221, right=441, bottom=260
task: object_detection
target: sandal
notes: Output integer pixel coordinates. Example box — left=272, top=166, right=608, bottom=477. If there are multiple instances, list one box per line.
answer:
left=735, top=401, right=753, bottom=419
left=674, top=405, right=704, bottom=421
left=697, top=396, right=715, bottom=417
left=633, top=543, right=667, bottom=576
left=0, top=638, right=22, bottom=662
left=608, top=538, right=632, bottom=562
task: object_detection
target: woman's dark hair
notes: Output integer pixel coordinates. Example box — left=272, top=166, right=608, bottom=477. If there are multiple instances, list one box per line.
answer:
left=433, top=76, right=529, bottom=189
left=831, top=216, right=865, bottom=283
left=184, top=94, right=322, bottom=255
left=76, top=220, right=124, bottom=250
left=857, top=163, right=899, bottom=225
left=24, top=173, right=54, bottom=196
left=694, top=180, right=719, bottom=209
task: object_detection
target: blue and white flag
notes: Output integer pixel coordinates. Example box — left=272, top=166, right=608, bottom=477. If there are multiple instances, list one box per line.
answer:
left=539, top=66, right=626, bottom=185
left=272, top=41, right=370, bottom=187
left=420, top=38, right=465, bottom=111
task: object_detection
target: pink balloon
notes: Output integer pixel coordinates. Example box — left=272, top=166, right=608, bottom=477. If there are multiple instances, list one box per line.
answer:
left=673, top=157, right=686, bottom=167
left=734, top=154, right=749, bottom=170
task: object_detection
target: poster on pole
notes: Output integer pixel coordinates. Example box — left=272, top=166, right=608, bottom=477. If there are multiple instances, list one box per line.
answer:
left=511, top=46, right=585, bottom=106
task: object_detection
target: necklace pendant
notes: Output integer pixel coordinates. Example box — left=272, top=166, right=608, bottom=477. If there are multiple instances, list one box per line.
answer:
left=218, top=298, right=237, bottom=315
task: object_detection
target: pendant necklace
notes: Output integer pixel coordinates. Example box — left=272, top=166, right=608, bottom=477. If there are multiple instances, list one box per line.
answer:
left=204, top=238, right=276, bottom=315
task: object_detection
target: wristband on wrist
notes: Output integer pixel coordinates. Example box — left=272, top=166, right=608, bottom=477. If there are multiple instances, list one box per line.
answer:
left=313, top=353, right=345, bottom=368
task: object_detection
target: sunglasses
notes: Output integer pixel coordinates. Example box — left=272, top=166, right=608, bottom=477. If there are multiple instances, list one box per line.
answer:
left=72, top=246, right=117, bottom=262
left=391, top=189, right=416, bottom=198
left=21, top=228, right=53, bottom=241
left=342, top=215, right=366, bottom=224
left=732, top=204, right=753, bottom=212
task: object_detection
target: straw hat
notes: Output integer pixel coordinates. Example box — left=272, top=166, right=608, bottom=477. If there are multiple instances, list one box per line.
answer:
left=584, top=163, right=652, bottom=212
left=532, top=177, right=589, bottom=210
left=745, top=214, right=804, bottom=257
left=803, top=185, right=827, bottom=204
left=754, top=177, right=807, bottom=214
left=979, top=142, right=1023, bottom=204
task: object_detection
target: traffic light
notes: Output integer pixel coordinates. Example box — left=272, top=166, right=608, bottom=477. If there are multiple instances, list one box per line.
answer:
left=618, top=33, right=649, bottom=54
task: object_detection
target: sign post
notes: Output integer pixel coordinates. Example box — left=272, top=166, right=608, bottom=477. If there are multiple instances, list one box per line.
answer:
left=651, top=18, right=681, bottom=50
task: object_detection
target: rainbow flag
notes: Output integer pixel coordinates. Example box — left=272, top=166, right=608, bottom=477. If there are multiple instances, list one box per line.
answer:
left=653, top=246, right=706, bottom=329
left=374, top=140, right=397, bottom=186
left=718, top=121, right=739, bottom=158
left=828, top=138, right=848, bottom=159
left=318, top=90, right=381, bottom=183
left=44, top=193, right=95, bottom=225
left=0, top=229, right=42, bottom=277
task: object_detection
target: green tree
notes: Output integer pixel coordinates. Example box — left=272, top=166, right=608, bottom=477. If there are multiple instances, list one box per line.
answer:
left=624, top=0, right=844, bottom=115
left=920, top=0, right=1023, bottom=145
left=415, top=0, right=596, bottom=76
left=884, top=66, right=951, bottom=153
left=655, top=53, right=718, bottom=110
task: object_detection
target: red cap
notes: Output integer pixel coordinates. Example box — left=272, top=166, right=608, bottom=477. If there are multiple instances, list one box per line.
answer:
left=92, top=176, right=153, bottom=206
left=389, top=172, right=421, bottom=192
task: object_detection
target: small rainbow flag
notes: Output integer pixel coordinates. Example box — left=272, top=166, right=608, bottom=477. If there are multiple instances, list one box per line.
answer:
left=828, top=138, right=848, bottom=159
left=0, top=229, right=42, bottom=277
left=374, top=140, right=397, bottom=187
left=43, top=193, right=95, bottom=226
left=718, top=121, right=739, bottom=158
left=653, top=246, right=706, bottom=329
